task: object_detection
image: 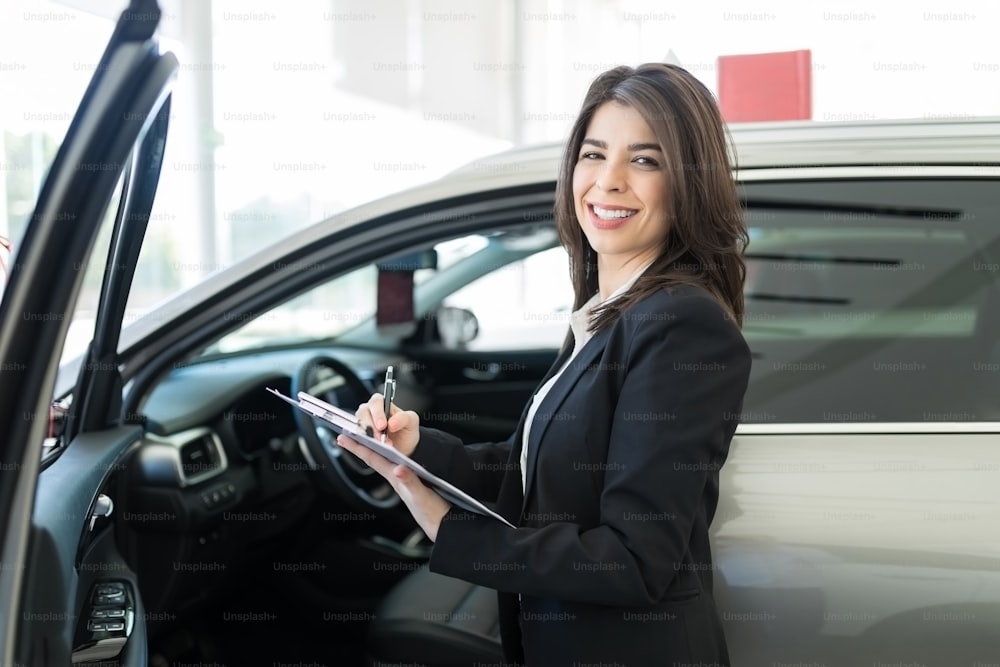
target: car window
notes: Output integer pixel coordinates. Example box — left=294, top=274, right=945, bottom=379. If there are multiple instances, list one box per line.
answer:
left=60, top=182, right=122, bottom=368
left=207, top=263, right=378, bottom=354
left=205, top=233, right=496, bottom=354
left=740, top=178, right=1000, bottom=424
left=39, top=173, right=127, bottom=461
left=442, top=246, right=573, bottom=351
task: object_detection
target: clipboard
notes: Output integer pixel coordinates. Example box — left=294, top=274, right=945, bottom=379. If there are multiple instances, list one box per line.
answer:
left=267, top=387, right=515, bottom=528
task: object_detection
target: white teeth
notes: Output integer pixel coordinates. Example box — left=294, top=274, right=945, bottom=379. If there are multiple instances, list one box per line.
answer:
left=593, top=206, right=637, bottom=220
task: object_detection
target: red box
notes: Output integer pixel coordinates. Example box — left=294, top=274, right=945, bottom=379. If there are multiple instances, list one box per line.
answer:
left=717, top=49, right=812, bottom=122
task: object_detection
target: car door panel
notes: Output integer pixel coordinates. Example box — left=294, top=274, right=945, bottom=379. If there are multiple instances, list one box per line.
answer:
left=716, top=432, right=1000, bottom=665
left=0, top=2, right=177, bottom=664
left=408, top=348, right=559, bottom=443
left=22, top=427, right=145, bottom=665
left=75, top=521, right=149, bottom=666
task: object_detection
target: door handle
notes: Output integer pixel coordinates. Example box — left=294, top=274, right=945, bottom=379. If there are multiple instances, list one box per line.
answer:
left=89, top=494, right=114, bottom=531
left=462, top=363, right=501, bottom=381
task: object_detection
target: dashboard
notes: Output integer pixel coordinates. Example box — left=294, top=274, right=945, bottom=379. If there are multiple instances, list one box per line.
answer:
left=143, top=350, right=361, bottom=433
left=119, top=346, right=409, bottom=628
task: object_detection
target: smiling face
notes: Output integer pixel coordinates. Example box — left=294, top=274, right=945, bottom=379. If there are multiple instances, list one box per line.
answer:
left=572, top=101, right=671, bottom=276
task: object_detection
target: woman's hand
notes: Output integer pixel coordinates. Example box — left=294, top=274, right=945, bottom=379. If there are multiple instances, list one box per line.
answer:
left=356, top=393, right=421, bottom=456
left=336, top=433, right=451, bottom=541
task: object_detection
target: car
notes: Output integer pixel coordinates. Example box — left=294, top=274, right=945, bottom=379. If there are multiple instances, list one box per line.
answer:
left=2, top=3, right=1000, bottom=667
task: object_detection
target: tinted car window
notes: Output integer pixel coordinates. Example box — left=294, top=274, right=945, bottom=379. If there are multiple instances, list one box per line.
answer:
left=740, top=179, right=1000, bottom=424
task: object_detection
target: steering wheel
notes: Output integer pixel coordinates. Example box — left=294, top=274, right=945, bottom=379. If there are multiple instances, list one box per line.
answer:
left=291, top=355, right=400, bottom=510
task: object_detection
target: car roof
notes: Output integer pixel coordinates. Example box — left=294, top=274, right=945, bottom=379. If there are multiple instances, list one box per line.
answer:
left=443, top=117, right=1000, bottom=191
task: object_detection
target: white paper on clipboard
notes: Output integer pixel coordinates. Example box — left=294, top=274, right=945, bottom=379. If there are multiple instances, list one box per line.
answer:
left=266, top=387, right=515, bottom=528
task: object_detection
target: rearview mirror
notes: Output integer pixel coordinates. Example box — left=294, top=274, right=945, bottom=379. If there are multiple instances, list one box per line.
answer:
left=375, top=249, right=438, bottom=334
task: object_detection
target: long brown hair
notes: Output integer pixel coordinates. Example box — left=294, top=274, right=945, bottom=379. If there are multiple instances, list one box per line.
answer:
left=554, top=63, right=747, bottom=331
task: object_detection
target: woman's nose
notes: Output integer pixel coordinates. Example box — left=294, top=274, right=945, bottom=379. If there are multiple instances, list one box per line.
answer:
left=596, top=160, right=627, bottom=192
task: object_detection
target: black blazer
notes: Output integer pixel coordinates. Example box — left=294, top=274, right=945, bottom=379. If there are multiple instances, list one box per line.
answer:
left=411, top=284, right=751, bottom=667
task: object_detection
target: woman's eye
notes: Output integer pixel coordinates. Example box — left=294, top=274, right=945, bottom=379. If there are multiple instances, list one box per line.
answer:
left=580, top=151, right=602, bottom=161
left=634, top=156, right=660, bottom=167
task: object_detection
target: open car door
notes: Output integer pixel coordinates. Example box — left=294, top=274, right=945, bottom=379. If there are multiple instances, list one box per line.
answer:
left=0, top=1, right=176, bottom=664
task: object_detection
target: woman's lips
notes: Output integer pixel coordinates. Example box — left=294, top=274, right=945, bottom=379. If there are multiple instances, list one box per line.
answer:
left=587, top=204, right=637, bottom=230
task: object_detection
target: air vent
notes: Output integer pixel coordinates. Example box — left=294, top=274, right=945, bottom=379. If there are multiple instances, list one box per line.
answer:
left=137, top=427, right=229, bottom=488
left=179, top=432, right=225, bottom=484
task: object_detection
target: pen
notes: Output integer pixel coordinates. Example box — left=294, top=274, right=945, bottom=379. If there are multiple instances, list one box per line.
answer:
left=382, top=366, right=396, bottom=443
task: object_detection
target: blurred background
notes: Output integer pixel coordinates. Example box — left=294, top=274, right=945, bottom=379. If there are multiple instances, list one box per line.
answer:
left=2, top=0, right=999, bottom=350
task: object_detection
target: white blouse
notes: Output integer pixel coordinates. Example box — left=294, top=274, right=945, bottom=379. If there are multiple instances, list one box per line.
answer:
left=520, top=262, right=653, bottom=491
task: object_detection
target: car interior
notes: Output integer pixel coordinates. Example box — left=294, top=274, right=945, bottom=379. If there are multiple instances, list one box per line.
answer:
left=125, top=224, right=567, bottom=665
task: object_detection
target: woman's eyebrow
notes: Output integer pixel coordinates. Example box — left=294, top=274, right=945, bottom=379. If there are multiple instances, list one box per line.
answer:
left=581, top=138, right=662, bottom=152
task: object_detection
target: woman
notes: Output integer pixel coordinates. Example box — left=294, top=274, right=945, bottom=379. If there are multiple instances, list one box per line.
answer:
left=338, top=63, right=751, bottom=666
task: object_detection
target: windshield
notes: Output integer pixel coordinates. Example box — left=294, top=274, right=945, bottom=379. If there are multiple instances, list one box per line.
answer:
left=208, top=264, right=378, bottom=354
left=204, top=234, right=492, bottom=354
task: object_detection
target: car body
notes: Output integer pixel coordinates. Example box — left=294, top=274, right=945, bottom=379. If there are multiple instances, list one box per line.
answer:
left=1, top=4, right=999, bottom=666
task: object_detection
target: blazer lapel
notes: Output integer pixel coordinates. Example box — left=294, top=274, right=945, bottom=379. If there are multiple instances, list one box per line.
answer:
left=520, top=328, right=612, bottom=513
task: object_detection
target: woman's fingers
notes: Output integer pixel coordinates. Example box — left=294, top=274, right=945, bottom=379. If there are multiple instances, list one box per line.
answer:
left=336, top=435, right=395, bottom=477
left=354, top=395, right=420, bottom=456
left=367, top=392, right=390, bottom=431
left=355, top=399, right=375, bottom=433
